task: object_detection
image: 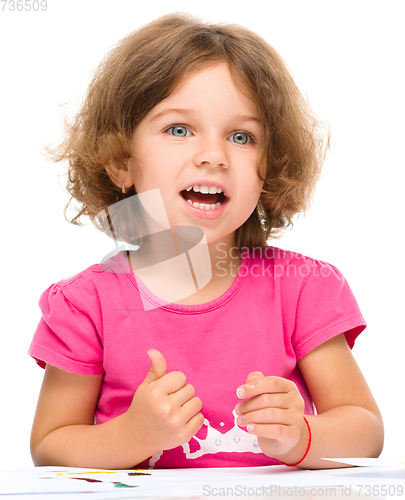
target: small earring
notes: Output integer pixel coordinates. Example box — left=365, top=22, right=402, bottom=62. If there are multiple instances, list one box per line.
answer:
left=121, top=181, right=126, bottom=194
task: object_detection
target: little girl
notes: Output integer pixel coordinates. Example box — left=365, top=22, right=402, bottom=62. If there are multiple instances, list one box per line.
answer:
left=29, top=12, right=383, bottom=470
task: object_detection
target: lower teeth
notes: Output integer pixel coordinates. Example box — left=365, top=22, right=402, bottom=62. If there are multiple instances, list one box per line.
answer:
left=186, top=200, right=221, bottom=210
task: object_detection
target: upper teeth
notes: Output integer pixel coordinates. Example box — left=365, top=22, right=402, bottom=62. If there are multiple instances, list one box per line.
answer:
left=186, top=185, right=223, bottom=194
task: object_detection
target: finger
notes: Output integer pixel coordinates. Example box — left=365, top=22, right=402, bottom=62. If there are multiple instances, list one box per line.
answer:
left=142, top=349, right=167, bottom=385
left=236, top=407, right=295, bottom=427
left=236, top=376, right=294, bottom=400
left=245, top=422, right=291, bottom=441
left=169, top=382, right=196, bottom=406
left=245, top=422, right=303, bottom=453
left=185, top=411, right=205, bottom=437
left=246, top=371, right=264, bottom=382
left=157, top=370, right=188, bottom=394
left=235, top=392, right=291, bottom=415
left=181, top=396, right=203, bottom=422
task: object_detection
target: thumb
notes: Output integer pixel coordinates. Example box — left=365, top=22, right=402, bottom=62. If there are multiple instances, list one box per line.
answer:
left=142, top=349, right=167, bottom=385
left=246, top=371, right=264, bottom=383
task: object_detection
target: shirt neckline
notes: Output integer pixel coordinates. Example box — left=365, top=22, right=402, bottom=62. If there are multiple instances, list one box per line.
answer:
left=114, top=250, right=250, bottom=314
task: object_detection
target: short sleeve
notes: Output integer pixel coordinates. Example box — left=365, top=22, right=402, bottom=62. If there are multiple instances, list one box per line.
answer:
left=292, top=260, right=366, bottom=360
left=28, top=283, right=104, bottom=375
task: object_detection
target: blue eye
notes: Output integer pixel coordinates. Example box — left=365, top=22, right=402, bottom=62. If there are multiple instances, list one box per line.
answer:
left=168, top=125, right=190, bottom=137
left=230, top=132, right=251, bottom=145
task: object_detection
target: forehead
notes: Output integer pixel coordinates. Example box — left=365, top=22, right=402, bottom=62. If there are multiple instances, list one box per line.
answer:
left=149, top=63, right=259, bottom=119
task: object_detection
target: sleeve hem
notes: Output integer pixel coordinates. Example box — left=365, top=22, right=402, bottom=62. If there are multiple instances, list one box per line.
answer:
left=294, top=315, right=366, bottom=361
left=28, top=343, right=104, bottom=376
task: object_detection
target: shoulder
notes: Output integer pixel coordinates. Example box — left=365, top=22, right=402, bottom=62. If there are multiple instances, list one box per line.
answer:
left=242, top=246, right=343, bottom=283
left=40, top=251, right=131, bottom=312
left=241, top=246, right=353, bottom=313
left=242, top=247, right=365, bottom=353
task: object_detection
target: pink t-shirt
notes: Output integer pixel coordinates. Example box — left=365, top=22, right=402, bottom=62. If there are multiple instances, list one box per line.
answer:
left=28, top=247, right=366, bottom=468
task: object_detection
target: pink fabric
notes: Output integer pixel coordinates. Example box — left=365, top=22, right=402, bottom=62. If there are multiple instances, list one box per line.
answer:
left=28, top=247, right=366, bottom=468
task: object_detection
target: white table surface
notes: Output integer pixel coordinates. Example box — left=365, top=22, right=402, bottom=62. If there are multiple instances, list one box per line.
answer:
left=1, top=462, right=404, bottom=500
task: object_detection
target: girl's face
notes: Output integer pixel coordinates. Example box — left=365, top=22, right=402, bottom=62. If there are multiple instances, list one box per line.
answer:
left=127, top=64, right=264, bottom=247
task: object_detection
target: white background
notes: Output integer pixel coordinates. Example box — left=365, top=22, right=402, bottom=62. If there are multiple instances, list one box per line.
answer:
left=0, top=0, right=404, bottom=469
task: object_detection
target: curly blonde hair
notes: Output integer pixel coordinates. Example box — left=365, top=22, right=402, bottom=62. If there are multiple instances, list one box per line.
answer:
left=50, top=12, right=329, bottom=248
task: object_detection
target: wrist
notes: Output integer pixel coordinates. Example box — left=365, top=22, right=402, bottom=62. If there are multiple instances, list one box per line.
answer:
left=269, top=416, right=312, bottom=467
left=105, top=411, right=150, bottom=468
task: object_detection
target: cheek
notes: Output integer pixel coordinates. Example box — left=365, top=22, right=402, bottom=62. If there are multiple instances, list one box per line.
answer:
left=256, top=174, right=265, bottom=192
left=131, top=131, right=167, bottom=168
left=129, top=156, right=165, bottom=191
left=250, top=171, right=264, bottom=199
left=247, top=177, right=264, bottom=213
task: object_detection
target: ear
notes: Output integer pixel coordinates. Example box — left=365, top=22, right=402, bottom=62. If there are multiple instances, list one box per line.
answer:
left=105, top=158, right=134, bottom=193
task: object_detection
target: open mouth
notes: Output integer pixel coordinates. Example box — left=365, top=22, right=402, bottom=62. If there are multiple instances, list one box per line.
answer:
left=181, top=185, right=227, bottom=210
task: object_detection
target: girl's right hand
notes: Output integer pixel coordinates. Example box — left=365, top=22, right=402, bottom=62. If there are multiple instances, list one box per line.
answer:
left=122, top=349, right=204, bottom=456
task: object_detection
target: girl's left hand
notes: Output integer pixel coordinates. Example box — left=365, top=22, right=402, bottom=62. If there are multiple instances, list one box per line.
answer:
left=235, top=372, right=305, bottom=458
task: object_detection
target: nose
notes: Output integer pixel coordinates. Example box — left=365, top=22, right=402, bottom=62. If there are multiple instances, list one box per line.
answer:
left=193, top=135, right=229, bottom=169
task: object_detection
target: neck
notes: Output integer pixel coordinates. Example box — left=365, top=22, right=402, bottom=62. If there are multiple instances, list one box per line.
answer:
left=126, top=229, right=242, bottom=305
left=206, top=233, right=241, bottom=284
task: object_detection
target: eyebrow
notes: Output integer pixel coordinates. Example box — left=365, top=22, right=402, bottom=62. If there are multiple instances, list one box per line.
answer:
left=150, top=108, right=262, bottom=125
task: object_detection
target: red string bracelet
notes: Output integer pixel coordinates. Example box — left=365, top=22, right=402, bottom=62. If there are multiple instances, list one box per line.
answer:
left=281, top=416, right=312, bottom=467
